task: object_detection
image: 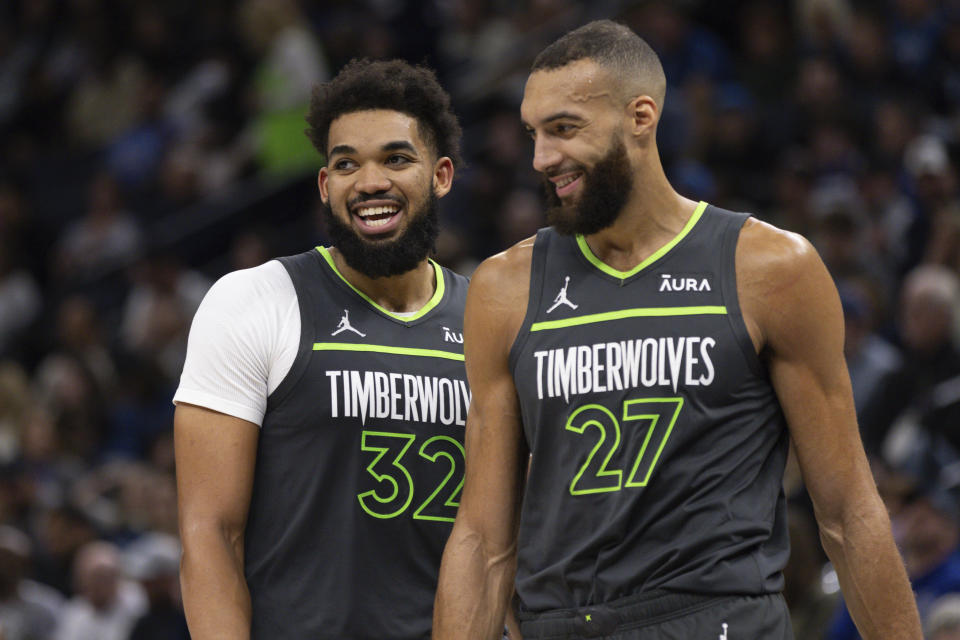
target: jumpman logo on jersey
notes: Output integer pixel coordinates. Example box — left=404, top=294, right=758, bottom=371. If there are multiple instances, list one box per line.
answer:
left=718, top=622, right=728, bottom=640
left=331, top=309, right=366, bottom=337
left=546, top=276, right=578, bottom=313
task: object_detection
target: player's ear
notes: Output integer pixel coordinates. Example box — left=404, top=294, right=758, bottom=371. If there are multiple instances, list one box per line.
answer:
left=628, top=95, right=658, bottom=141
left=432, top=157, right=454, bottom=198
left=318, top=168, right=330, bottom=204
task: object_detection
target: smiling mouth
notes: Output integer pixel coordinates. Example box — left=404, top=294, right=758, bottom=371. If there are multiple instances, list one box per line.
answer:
left=553, top=172, right=583, bottom=197
left=353, top=204, right=402, bottom=230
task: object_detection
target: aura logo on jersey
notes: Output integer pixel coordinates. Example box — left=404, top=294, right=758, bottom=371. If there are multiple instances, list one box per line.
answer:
left=326, top=370, right=470, bottom=426
left=533, top=336, right=716, bottom=401
left=658, top=273, right=712, bottom=292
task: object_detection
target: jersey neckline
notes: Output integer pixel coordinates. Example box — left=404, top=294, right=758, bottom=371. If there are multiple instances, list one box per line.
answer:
left=574, top=201, right=709, bottom=281
left=315, top=246, right=446, bottom=322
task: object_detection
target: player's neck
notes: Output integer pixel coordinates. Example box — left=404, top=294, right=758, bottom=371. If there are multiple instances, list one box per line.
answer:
left=581, top=170, right=698, bottom=273
left=329, top=248, right=437, bottom=314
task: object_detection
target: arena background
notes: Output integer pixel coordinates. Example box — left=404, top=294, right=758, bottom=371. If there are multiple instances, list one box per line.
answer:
left=1, top=0, right=959, bottom=638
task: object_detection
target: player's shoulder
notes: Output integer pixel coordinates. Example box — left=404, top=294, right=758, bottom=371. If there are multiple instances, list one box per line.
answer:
left=472, top=234, right=536, bottom=291
left=736, top=216, right=821, bottom=282
left=466, top=235, right=535, bottom=331
left=201, top=260, right=295, bottom=314
left=212, top=259, right=291, bottom=294
left=735, top=216, right=836, bottom=338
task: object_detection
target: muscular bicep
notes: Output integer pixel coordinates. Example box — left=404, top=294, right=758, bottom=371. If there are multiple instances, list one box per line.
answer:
left=175, top=404, right=259, bottom=539
left=741, top=226, right=874, bottom=521
left=456, top=254, right=530, bottom=548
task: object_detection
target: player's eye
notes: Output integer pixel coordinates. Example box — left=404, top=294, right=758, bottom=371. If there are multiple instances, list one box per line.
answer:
left=386, top=154, right=411, bottom=166
left=332, top=158, right=356, bottom=170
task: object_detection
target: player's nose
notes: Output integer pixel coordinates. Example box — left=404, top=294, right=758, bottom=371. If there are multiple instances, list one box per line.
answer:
left=354, top=162, right=392, bottom=193
left=532, top=137, right=562, bottom=174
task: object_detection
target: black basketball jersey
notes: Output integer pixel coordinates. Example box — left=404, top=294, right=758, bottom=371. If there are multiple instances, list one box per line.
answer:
left=244, top=248, right=469, bottom=639
left=509, top=203, right=790, bottom=613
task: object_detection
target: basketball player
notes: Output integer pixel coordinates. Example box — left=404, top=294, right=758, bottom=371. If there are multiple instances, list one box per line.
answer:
left=175, top=59, right=469, bottom=639
left=433, top=21, right=921, bottom=640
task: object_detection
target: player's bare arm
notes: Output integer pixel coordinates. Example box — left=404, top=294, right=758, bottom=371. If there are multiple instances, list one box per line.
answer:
left=736, top=218, right=922, bottom=639
left=433, top=240, right=533, bottom=640
left=175, top=403, right=259, bottom=640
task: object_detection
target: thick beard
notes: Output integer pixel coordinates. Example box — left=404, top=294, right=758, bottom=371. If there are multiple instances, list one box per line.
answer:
left=543, top=136, right=633, bottom=236
left=321, top=192, right=439, bottom=278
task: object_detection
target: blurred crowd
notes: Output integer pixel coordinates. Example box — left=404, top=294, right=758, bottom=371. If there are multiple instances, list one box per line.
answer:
left=0, top=0, right=959, bottom=638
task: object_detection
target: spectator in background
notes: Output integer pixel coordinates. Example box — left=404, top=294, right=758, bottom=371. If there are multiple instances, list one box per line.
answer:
left=0, top=525, right=62, bottom=640
left=437, top=0, right=523, bottom=101
left=927, top=595, right=960, bottom=640
left=13, top=405, right=83, bottom=516
left=49, top=296, right=117, bottom=401
left=120, top=251, right=210, bottom=382
left=31, top=506, right=97, bottom=599
left=840, top=281, right=903, bottom=456
left=840, top=10, right=899, bottom=109
left=32, top=296, right=115, bottom=462
left=864, top=265, right=960, bottom=456
left=228, top=229, right=271, bottom=271
left=53, top=173, right=142, bottom=285
left=766, top=149, right=815, bottom=236
left=783, top=506, right=838, bottom=639
left=0, top=181, right=48, bottom=290
left=124, top=533, right=187, bottom=640
left=238, top=0, right=328, bottom=175
left=0, top=240, right=41, bottom=364
left=888, top=0, right=942, bottom=86
left=103, top=71, right=171, bottom=193
left=795, top=0, right=853, bottom=53
left=860, top=164, right=918, bottom=280
left=64, top=43, right=148, bottom=150
left=702, top=82, right=768, bottom=207
left=912, top=135, right=960, bottom=269
left=54, top=541, right=146, bottom=640
left=931, top=8, right=960, bottom=116
left=736, top=2, right=795, bottom=110
left=0, top=363, right=32, bottom=465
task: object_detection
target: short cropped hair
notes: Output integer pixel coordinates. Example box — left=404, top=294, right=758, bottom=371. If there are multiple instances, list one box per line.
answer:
left=531, top=20, right=666, bottom=108
left=305, top=58, right=463, bottom=168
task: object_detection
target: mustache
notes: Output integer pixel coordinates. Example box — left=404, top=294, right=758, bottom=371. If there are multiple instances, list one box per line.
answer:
left=347, top=194, right=404, bottom=210
left=543, top=165, right=584, bottom=179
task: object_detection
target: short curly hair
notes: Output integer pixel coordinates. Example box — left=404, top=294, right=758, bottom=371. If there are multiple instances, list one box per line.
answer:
left=305, top=58, right=463, bottom=168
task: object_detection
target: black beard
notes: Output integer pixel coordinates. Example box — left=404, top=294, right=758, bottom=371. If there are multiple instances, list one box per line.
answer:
left=543, top=136, right=633, bottom=236
left=321, top=192, right=439, bottom=278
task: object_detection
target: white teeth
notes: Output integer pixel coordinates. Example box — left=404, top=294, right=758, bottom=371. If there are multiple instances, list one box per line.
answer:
left=366, top=217, right=390, bottom=228
left=556, top=175, right=579, bottom=188
left=356, top=205, right=400, bottom=218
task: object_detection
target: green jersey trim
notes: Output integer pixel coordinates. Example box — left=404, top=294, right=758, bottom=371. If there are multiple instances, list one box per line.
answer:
left=313, top=342, right=465, bottom=361
left=531, top=305, right=727, bottom=332
left=575, top=200, right=709, bottom=280
left=316, top=246, right=445, bottom=321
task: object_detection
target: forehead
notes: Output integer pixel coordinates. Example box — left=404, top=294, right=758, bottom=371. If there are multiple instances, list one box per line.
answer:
left=327, top=109, right=426, bottom=154
left=521, top=59, right=615, bottom=125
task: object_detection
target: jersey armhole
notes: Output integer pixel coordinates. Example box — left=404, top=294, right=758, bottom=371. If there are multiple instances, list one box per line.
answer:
left=721, top=213, right=768, bottom=379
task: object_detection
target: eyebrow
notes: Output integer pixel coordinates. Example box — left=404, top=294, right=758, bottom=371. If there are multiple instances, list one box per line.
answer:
left=328, top=140, right=419, bottom=159
left=328, top=144, right=357, bottom=158
left=382, top=140, right=418, bottom=154
left=522, top=111, right=587, bottom=129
